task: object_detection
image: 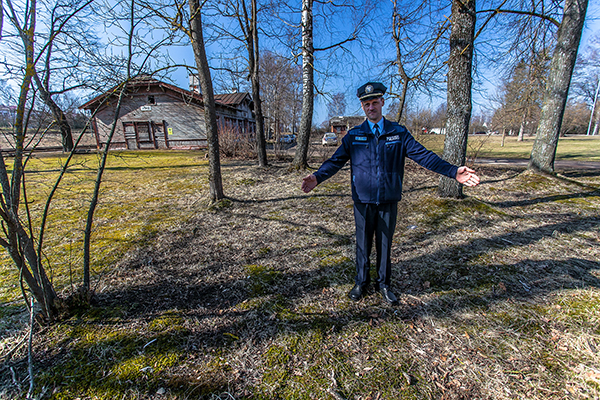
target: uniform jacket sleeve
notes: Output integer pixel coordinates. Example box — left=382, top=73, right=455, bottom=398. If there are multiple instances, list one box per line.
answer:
left=313, top=135, right=351, bottom=184
left=402, top=132, right=458, bottom=179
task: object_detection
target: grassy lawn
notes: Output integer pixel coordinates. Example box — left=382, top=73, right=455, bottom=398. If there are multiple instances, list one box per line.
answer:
left=0, top=147, right=599, bottom=399
left=0, top=151, right=210, bottom=304
left=415, top=134, right=600, bottom=162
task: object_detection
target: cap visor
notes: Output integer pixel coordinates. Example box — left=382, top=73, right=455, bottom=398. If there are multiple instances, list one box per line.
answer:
left=359, top=94, right=383, bottom=101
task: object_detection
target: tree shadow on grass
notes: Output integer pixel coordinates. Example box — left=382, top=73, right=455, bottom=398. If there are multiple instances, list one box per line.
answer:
left=19, top=198, right=600, bottom=399
left=558, top=169, right=600, bottom=179
left=8, top=160, right=599, bottom=398
left=483, top=190, right=600, bottom=208
left=392, top=215, right=600, bottom=318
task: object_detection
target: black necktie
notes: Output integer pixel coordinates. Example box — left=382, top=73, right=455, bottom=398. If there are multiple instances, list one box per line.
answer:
left=374, top=125, right=380, bottom=137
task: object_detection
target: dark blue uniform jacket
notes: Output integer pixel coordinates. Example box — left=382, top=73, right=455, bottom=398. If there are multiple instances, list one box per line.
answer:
left=313, top=119, right=459, bottom=204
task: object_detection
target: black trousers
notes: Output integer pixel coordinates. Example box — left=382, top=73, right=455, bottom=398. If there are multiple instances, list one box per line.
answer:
left=353, top=202, right=398, bottom=289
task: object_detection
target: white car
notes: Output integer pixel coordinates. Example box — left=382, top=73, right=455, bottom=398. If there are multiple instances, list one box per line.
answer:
left=322, top=132, right=338, bottom=146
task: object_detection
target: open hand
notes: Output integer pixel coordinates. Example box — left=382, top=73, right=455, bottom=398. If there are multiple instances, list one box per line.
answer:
left=302, top=174, right=318, bottom=193
left=455, top=166, right=480, bottom=187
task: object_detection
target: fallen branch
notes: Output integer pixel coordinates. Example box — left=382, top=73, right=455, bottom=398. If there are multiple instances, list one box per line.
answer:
left=328, top=370, right=346, bottom=400
left=26, top=298, right=34, bottom=400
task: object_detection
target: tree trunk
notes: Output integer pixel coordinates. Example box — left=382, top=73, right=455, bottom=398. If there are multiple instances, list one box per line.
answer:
left=83, top=83, right=128, bottom=292
left=0, top=205, right=58, bottom=320
left=0, top=1, right=4, bottom=42
left=517, top=116, right=525, bottom=142
left=395, top=77, right=409, bottom=123
left=246, top=0, right=267, bottom=167
left=528, top=0, right=588, bottom=173
left=291, top=0, right=314, bottom=170
left=34, top=33, right=74, bottom=152
left=393, top=2, right=410, bottom=123
left=1, top=0, right=60, bottom=321
left=438, top=0, right=475, bottom=199
left=189, top=0, right=224, bottom=201
left=33, top=73, right=74, bottom=152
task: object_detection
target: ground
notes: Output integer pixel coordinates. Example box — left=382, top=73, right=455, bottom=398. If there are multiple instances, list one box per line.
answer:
left=1, top=154, right=599, bottom=400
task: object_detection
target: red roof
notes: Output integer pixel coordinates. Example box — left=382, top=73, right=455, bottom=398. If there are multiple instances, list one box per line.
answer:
left=214, top=92, right=252, bottom=107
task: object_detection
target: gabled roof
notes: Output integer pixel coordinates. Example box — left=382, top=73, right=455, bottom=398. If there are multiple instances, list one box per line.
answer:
left=79, top=76, right=247, bottom=112
left=330, top=116, right=365, bottom=126
left=214, top=92, right=253, bottom=107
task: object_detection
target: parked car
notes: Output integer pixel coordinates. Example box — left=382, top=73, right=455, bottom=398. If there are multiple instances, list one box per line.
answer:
left=279, top=134, right=296, bottom=143
left=322, top=132, right=338, bottom=146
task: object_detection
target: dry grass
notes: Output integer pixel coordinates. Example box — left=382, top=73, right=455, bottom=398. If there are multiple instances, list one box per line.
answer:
left=0, top=150, right=599, bottom=399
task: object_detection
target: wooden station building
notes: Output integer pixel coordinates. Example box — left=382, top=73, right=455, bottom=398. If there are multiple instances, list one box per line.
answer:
left=79, top=76, right=255, bottom=150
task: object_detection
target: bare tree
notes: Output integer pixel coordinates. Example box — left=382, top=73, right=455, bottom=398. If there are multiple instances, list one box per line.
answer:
left=387, top=0, right=449, bottom=122
left=572, top=32, right=600, bottom=136
left=151, top=0, right=226, bottom=199
left=289, top=0, right=370, bottom=170
left=529, top=0, right=588, bottom=173
left=560, top=99, right=591, bottom=134
left=260, top=50, right=302, bottom=139
left=219, top=0, right=268, bottom=166
left=33, top=75, right=74, bottom=151
left=438, top=0, right=476, bottom=199
left=494, top=56, right=547, bottom=140
left=390, top=0, right=414, bottom=122
left=188, top=0, right=224, bottom=201
left=2, top=0, right=101, bottom=153
left=246, top=0, right=268, bottom=166
left=28, top=0, right=96, bottom=152
left=326, top=92, right=346, bottom=120
left=0, top=0, right=177, bottom=319
left=291, top=0, right=315, bottom=170
left=0, top=0, right=60, bottom=320
left=83, top=0, right=146, bottom=293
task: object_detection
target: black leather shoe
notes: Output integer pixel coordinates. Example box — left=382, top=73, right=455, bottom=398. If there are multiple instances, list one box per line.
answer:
left=348, top=284, right=364, bottom=301
left=380, top=287, right=398, bottom=305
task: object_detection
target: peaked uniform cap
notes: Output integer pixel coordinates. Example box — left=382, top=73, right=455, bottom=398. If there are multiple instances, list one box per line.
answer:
left=357, top=82, right=387, bottom=100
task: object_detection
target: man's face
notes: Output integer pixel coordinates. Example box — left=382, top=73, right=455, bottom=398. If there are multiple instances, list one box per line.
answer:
left=361, top=96, right=385, bottom=123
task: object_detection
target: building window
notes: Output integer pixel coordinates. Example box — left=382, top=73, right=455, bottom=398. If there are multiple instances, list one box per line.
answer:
left=147, top=95, right=155, bottom=105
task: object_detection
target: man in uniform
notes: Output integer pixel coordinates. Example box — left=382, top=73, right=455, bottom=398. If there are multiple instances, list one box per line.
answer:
left=301, top=82, right=480, bottom=305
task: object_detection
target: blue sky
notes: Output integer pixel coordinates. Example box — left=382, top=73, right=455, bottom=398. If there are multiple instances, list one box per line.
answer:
left=157, top=0, right=600, bottom=126
left=2, top=0, right=598, bottom=126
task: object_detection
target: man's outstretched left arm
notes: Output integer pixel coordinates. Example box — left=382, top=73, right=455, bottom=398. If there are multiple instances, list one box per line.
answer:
left=455, top=166, right=480, bottom=187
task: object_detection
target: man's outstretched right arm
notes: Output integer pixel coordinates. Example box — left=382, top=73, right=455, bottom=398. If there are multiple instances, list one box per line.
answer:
left=301, top=134, right=351, bottom=193
left=301, top=174, right=318, bottom=193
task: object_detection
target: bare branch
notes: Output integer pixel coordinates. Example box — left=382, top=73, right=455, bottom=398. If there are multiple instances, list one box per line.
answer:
left=478, top=8, right=560, bottom=28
